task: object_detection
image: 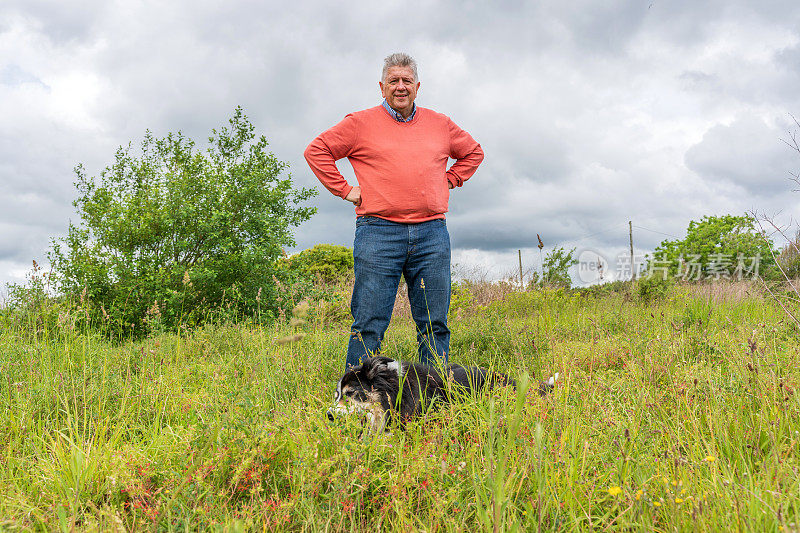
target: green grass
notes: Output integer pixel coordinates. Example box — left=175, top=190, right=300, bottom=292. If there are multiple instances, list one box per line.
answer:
left=1, top=283, right=799, bottom=531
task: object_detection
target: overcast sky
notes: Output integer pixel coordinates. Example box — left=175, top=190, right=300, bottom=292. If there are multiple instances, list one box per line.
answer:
left=2, top=0, right=800, bottom=294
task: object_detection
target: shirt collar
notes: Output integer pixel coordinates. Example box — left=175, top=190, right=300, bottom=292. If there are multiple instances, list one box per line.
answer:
left=382, top=99, right=416, bottom=122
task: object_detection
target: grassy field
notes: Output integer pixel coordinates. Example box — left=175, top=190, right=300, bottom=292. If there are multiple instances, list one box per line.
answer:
left=1, top=280, right=799, bottom=531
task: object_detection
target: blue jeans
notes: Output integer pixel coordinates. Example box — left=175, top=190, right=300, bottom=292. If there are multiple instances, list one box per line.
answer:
left=347, top=216, right=451, bottom=369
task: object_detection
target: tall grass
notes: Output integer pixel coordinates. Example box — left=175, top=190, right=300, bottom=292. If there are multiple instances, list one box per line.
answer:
left=0, top=281, right=798, bottom=531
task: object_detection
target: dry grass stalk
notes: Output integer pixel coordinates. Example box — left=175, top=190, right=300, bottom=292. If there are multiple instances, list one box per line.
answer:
left=682, top=281, right=762, bottom=303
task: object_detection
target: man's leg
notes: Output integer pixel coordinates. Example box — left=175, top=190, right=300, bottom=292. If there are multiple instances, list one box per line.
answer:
left=347, top=217, right=406, bottom=369
left=404, top=218, right=451, bottom=368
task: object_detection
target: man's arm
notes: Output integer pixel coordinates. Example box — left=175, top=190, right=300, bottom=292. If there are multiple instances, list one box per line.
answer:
left=445, top=118, right=484, bottom=189
left=304, top=114, right=361, bottom=202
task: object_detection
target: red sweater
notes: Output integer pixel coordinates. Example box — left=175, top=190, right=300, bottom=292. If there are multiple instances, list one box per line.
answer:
left=304, top=105, right=483, bottom=223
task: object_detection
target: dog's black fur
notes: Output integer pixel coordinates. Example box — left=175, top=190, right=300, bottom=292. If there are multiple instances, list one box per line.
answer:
left=328, top=356, right=556, bottom=434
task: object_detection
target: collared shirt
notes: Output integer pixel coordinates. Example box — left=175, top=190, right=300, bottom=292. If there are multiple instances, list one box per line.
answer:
left=382, top=99, right=416, bottom=122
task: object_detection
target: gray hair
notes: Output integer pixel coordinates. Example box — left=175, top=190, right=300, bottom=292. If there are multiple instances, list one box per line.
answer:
left=381, top=53, right=418, bottom=82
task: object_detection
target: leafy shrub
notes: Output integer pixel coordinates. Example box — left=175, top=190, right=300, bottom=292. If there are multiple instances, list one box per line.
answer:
left=48, top=107, right=316, bottom=337
left=449, top=281, right=477, bottom=319
left=648, top=215, right=776, bottom=281
left=282, top=244, right=353, bottom=285
left=637, top=274, right=675, bottom=302
left=578, top=280, right=631, bottom=298
left=540, top=247, right=578, bottom=288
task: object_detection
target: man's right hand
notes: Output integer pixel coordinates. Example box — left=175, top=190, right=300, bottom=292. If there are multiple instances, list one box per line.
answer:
left=345, top=186, right=362, bottom=206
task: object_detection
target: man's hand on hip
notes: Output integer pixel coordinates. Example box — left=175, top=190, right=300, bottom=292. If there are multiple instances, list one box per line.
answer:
left=345, top=186, right=362, bottom=206
left=448, top=181, right=454, bottom=190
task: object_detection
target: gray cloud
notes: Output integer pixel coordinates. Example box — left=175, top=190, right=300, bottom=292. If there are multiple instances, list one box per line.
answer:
left=1, top=0, right=108, bottom=45
left=1, top=0, right=800, bottom=289
left=685, top=114, right=797, bottom=194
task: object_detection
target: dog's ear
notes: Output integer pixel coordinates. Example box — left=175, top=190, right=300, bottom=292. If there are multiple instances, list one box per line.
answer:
left=361, top=357, right=388, bottom=381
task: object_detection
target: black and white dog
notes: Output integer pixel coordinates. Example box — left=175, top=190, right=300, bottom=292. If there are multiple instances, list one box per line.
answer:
left=327, top=356, right=558, bottom=434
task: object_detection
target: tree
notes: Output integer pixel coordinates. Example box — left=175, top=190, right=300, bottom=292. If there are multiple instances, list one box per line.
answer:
left=540, top=247, right=578, bottom=288
left=282, top=244, right=354, bottom=285
left=647, top=215, right=775, bottom=281
left=49, top=107, right=317, bottom=336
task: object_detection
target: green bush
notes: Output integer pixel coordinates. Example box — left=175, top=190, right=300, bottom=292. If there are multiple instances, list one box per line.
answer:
left=578, top=280, right=631, bottom=298
left=648, top=215, right=776, bottom=281
left=48, top=107, right=317, bottom=337
left=540, top=247, right=578, bottom=288
left=637, top=274, right=675, bottom=303
left=449, top=281, right=477, bottom=318
left=282, top=244, right=353, bottom=285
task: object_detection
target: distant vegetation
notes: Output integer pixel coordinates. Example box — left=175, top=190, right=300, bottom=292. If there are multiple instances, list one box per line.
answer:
left=648, top=215, right=777, bottom=280
left=280, top=244, right=354, bottom=286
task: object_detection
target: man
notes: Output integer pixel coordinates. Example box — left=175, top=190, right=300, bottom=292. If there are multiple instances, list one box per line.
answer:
left=304, top=52, right=483, bottom=370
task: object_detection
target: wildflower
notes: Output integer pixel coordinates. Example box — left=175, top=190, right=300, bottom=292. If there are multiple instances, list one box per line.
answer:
left=653, top=501, right=662, bottom=507
left=608, top=486, right=623, bottom=497
left=675, top=498, right=684, bottom=503
left=635, top=489, right=643, bottom=501
left=704, top=456, right=716, bottom=462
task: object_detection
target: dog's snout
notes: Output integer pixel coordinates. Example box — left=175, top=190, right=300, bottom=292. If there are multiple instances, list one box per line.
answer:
left=327, top=409, right=335, bottom=422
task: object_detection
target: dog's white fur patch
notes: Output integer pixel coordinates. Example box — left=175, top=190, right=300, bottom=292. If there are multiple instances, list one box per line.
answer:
left=548, top=373, right=559, bottom=386
left=387, top=360, right=404, bottom=379
left=335, top=377, right=343, bottom=402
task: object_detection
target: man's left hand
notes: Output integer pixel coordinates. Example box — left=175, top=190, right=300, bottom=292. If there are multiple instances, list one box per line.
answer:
left=448, top=181, right=454, bottom=190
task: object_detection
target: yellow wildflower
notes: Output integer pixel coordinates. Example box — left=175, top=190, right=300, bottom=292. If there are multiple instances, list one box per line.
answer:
left=608, top=486, right=623, bottom=497
left=705, top=456, right=716, bottom=462
left=635, top=489, right=643, bottom=501
left=675, top=498, right=684, bottom=503
left=653, top=501, right=662, bottom=507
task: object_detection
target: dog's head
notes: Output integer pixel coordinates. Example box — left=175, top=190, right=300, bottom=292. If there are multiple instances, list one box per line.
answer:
left=327, top=357, right=396, bottom=422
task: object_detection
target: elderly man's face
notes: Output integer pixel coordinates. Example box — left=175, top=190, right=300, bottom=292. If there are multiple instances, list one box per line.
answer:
left=379, top=66, right=419, bottom=118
